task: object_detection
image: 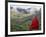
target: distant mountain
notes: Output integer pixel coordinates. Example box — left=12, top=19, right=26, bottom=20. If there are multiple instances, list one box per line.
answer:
left=16, top=7, right=31, bottom=14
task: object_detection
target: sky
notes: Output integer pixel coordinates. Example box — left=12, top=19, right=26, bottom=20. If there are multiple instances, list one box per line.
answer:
left=10, top=5, right=41, bottom=15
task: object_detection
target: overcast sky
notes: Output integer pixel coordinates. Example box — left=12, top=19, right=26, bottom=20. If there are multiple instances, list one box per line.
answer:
left=10, top=5, right=41, bottom=14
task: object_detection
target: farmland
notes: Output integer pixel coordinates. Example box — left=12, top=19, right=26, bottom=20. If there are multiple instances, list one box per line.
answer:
left=10, top=13, right=33, bottom=31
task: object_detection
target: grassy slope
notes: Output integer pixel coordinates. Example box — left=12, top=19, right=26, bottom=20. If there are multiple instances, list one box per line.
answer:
left=11, top=14, right=32, bottom=31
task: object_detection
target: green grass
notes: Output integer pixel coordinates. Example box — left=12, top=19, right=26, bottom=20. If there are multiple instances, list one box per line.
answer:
left=10, top=14, right=32, bottom=31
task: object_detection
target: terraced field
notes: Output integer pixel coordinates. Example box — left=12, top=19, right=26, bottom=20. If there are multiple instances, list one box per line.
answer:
left=10, top=13, right=34, bottom=31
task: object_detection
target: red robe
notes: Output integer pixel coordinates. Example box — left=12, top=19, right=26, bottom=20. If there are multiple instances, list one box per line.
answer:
left=29, top=16, right=39, bottom=30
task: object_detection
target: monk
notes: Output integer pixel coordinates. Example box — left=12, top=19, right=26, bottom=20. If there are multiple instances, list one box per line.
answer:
left=29, top=16, right=39, bottom=31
